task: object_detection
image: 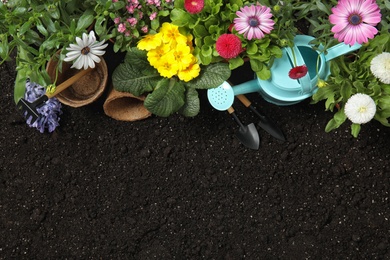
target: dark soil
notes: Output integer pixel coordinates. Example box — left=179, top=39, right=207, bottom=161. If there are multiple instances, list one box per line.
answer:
left=1, top=54, right=390, bottom=259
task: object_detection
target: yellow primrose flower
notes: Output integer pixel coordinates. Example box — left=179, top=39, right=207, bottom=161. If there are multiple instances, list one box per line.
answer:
left=178, top=62, right=201, bottom=82
left=186, top=34, right=194, bottom=51
left=155, top=52, right=179, bottom=78
left=160, top=23, right=187, bottom=45
left=147, top=44, right=171, bottom=67
left=173, top=43, right=193, bottom=70
left=137, top=33, right=162, bottom=51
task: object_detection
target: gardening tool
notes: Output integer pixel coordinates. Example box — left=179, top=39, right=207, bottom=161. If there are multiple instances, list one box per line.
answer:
left=207, top=81, right=285, bottom=142
left=208, top=35, right=362, bottom=106
left=17, top=67, right=93, bottom=123
left=236, top=94, right=286, bottom=142
left=227, top=106, right=260, bottom=150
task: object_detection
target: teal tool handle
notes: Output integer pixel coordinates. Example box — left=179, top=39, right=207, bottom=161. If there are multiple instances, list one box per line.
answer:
left=232, top=79, right=259, bottom=96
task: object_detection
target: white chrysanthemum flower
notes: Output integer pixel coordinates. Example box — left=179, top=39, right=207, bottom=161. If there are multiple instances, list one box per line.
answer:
left=344, top=93, right=376, bottom=124
left=370, top=52, right=390, bottom=84
left=64, top=31, right=108, bottom=70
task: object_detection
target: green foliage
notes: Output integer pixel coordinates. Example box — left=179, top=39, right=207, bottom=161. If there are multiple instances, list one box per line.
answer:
left=170, top=0, right=296, bottom=80
left=0, top=0, right=115, bottom=102
left=112, top=48, right=231, bottom=117
left=312, top=31, right=390, bottom=137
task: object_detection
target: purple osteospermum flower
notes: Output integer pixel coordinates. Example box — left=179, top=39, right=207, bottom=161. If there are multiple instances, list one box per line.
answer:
left=24, top=80, right=62, bottom=133
left=233, top=4, right=274, bottom=40
left=329, top=0, right=381, bottom=46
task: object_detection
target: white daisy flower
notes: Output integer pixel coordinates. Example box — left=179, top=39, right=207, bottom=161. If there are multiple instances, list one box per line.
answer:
left=344, top=93, right=376, bottom=124
left=370, top=52, right=390, bottom=84
left=64, top=31, right=108, bottom=70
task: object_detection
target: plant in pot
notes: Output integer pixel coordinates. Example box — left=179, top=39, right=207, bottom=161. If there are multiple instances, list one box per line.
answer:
left=308, top=0, right=390, bottom=137
left=0, top=0, right=120, bottom=132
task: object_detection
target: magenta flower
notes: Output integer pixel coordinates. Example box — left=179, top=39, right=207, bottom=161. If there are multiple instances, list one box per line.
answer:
left=233, top=5, right=274, bottom=40
left=216, top=34, right=243, bottom=59
left=184, top=0, right=205, bottom=14
left=329, top=0, right=381, bottom=46
left=288, top=65, right=308, bottom=80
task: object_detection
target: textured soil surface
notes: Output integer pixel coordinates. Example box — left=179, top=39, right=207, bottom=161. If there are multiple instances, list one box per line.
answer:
left=1, top=55, right=390, bottom=259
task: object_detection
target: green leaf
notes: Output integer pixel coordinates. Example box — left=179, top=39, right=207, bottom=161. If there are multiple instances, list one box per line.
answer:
left=180, top=87, right=200, bottom=117
left=186, top=62, right=231, bottom=89
left=112, top=62, right=160, bottom=96
left=255, top=66, right=271, bottom=80
left=41, top=15, right=56, bottom=33
left=312, top=85, right=336, bottom=103
left=193, top=24, right=208, bottom=38
left=246, top=42, right=258, bottom=55
left=340, top=81, right=352, bottom=101
left=19, top=21, right=32, bottom=35
left=325, top=109, right=346, bottom=132
left=378, top=95, right=390, bottom=108
left=94, top=16, right=107, bottom=36
left=36, top=21, right=48, bottom=37
left=76, top=12, right=94, bottom=33
left=170, top=8, right=193, bottom=26
left=144, top=78, right=186, bottom=117
left=350, top=123, right=361, bottom=138
left=228, top=57, right=244, bottom=70
left=112, top=49, right=160, bottom=96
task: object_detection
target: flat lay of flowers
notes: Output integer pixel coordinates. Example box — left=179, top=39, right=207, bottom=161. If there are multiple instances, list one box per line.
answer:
left=0, top=0, right=389, bottom=138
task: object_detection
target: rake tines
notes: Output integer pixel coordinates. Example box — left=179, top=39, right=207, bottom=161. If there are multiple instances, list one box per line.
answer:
left=17, top=95, right=49, bottom=124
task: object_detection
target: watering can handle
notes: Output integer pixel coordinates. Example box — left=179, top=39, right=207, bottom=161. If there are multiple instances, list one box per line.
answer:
left=285, top=46, right=312, bottom=94
left=324, top=42, right=362, bottom=61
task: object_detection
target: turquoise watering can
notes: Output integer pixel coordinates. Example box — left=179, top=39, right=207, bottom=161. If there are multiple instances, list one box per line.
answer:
left=208, top=35, right=362, bottom=109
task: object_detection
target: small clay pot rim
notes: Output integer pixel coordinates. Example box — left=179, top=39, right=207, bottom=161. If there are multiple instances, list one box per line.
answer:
left=46, top=54, right=108, bottom=108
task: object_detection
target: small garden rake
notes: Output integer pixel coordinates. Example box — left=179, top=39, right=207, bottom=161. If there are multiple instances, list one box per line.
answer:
left=17, top=67, right=93, bottom=123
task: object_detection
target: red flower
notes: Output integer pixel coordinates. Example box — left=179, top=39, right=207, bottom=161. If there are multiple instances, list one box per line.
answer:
left=216, top=34, right=243, bottom=59
left=288, top=65, right=308, bottom=79
left=184, top=0, right=205, bottom=14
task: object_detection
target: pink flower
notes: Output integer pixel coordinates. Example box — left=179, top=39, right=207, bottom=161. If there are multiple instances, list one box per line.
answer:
left=126, top=5, right=135, bottom=13
left=118, top=23, right=126, bottom=33
left=216, top=34, right=243, bottom=59
left=288, top=65, right=308, bottom=80
left=114, top=17, right=120, bottom=24
left=329, top=0, right=381, bottom=45
left=184, top=0, right=205, bottom=14
left=127, top=17, right=138, bottom=26
left=150, top=12, right=157, bottom=20
left=233, top=5, right=274, bottom=40
left=141, top=26, right=148, bottom=33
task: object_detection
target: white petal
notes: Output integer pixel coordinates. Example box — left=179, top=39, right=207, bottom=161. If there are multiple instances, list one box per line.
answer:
left=75, top=36, right=85, bottom=48
left=88, top=31, right=96, bottom=45
left=71, top=56, right=83, bottom=69
left=88, top=53, right=101, bottom=63
left=65, top=51, right=82, bottom=60
left=87, top=56, right=95, bottom=68
left=67, top=43, right=82, bottom=51
left=90, top=49, right=105, bottom=56
left=82, top=32, right=90, bottom=47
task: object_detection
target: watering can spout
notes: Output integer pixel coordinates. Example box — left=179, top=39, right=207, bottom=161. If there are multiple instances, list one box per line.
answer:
left=232, top=79, right=259, bottom=96
left=324, top=42, right=361, bottom=61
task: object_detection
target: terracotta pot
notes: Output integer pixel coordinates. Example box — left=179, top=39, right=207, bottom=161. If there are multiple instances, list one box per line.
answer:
left=103, top=85, right=151, bottom=121
left=46, top=56, right=108, bottom=107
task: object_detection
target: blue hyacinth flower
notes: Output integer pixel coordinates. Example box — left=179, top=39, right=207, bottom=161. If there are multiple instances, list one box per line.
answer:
left=24, top=79, right=63, bottom=133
